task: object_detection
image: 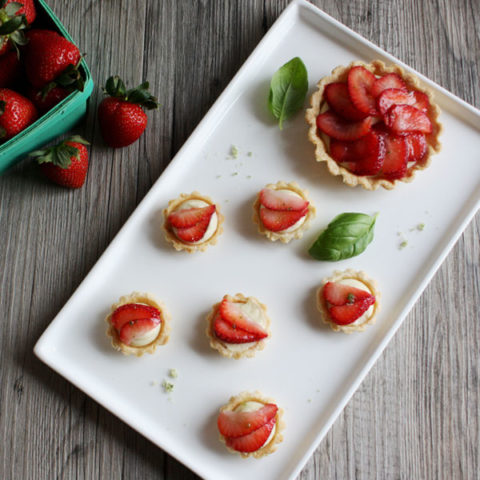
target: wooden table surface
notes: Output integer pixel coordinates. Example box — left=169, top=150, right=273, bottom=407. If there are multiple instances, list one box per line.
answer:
left=1, top=1, right=479, bottom=479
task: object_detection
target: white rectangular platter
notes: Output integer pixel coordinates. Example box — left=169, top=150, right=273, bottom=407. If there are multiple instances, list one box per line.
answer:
left=34, top=1, right=480, bottom=479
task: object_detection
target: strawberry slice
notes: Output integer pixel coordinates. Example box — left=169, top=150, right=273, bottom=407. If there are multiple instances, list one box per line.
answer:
left=316, top=111, right=372, bottom=141
left=225, top=417, right=276, bottom=453
left=324, top=82, right=368, bottom=121
left=384, top=104, right=432, bottom=135
left=347, top=66, right=378, bottom=115
left=218, top=404, right=278, bottom=438
left=377, top=88, right=430, bottom=115
left=175, top=215, right=211, bottom=243
left=168, top=204, right=215, bottom=229
left=111, top=303, right=161, bottom=331
left=323, top=281, right=373, bottom=306
left=405, top=133, right=428, bottom=164
left=218, top=298, right=268, bottom=338
left=119, top=318, right=159, bottom=345
left=213, top=316, right=263, bottom=343
left=378, top=131, right=408, bottom=180
left=259, top=188, right=308, bottom=212
left=328, top=297, right=376, bottom=326
left=371, top=73, right=407, bottom=98
left=259, top=206, right=308, bottom=232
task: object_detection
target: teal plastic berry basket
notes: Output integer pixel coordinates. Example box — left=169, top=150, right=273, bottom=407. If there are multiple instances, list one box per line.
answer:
left=0, top=0, right=94, bottom=174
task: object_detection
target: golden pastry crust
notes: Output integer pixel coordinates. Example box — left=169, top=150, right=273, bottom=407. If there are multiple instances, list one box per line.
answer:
left=252, top=181, right=316, bottom=243
left=162, top=192, right=224, bottom=252
left=316, top=269, right=380, bottom=333
left=206, top=293, right=271, bottom=359
left=218, top=391, right=285, bottom=459
left=305, top=60, right=442, bottom=190
left=105, top=292, right=171, bottom=356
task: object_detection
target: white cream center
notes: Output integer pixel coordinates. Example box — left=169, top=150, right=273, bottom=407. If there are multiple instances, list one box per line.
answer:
left=129, top=323, right=161, bottom=347
left=172, top=199, right=218, bottom=244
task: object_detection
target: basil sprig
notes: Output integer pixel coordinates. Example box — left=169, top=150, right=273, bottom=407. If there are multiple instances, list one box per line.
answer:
left=268, top=57, right=308, bottom=129
left=308, top=212, right=378, bottom=261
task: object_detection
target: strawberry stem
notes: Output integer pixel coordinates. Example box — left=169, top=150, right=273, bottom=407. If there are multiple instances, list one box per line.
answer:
left=103, top=75, right=159, bottom=110
left=29, top=136, right=89, bottom=168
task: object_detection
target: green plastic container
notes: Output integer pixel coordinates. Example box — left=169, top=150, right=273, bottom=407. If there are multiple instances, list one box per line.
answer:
left=0, top=0, right=94, bottom=174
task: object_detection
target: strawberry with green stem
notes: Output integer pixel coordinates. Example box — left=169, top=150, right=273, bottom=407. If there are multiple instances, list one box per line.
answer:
left=0, top=0, right=29, bottom=56
left=0, top=87, right=37, bottom=141
left=98, top=76, right=159, bottom=148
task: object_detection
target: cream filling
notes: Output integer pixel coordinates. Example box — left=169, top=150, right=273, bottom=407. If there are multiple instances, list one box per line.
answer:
left=129, top=323, right=161, bottom=347
left=216, top=298, right=268, bottom=352
left=260, top=189, right=307, bottom=233
left=336, top=278, right=374, bottom=326
left=235, top=401, right=276, bottom=448
left=172, top=199, right=218, bottom=244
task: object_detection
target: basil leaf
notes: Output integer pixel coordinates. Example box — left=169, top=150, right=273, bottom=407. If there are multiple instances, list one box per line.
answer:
left=308, top=212, right=378, bottom=261
left=268, top=57, right=308, bottom=129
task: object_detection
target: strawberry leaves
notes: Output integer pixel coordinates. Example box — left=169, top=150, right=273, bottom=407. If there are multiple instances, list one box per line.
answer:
left=29, top=135, right=89, bottom=168
left=103, top=76, right=159, bottom=110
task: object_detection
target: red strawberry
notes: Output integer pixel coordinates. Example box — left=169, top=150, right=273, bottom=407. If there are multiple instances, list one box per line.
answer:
left=371, top=73, right=407, bottom=98
left=259, top=188, right=309, bottom=212
left=0, top=0, right=29, bottom=56
left=225, top=417, right=276, bottom=453
left=30, top=136, right=89, bottom=188
left=377, top=88, right=430, bottom=115
left=168, top=204, right=215, bottom=229
left=329, top=297, right=376, bottom=325
left=0, top=88, right=37, bottom=141
left=0, top=50, right=21, bottom=87
left=98, top=76, right=158, bottom=148
left=175, top=215, right=212, bottom=243
left=384, top=104, right=432, bottom=135
left=405, top=133, right=428, bottom=163
left=214, top=316, right=261, bottom=343
left=219, top=297, right=268, bottom=338
left=11, top=0, right=35, bottom=24
left=260, top=206, right=308, bottom=232
left=347, top=66, right=377, bottom=115
left=378, top=131, right=408, bottom=180
left=323, top=281, right=372, bottom=306
left=119, top=318, right=159, bottom=346
left=316, top=110, right=372, bottom=141
left=24, top=29, right=82, bottom=89
left=111, top=303, right=161, bottom=332
left=28, top=85, right=71, bottom=113
left=324, top=82, right=368, bottom=121
left=218, top=404, right=278, bottom=438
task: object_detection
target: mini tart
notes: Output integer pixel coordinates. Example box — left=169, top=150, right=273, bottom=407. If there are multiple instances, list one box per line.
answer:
left=316, top=269, right=380, bottom=333
left=218, top=391, right=285, bottom=459
left=252, top=181, right=316, bottom=243
left=163, top=192, right=224, bottom=252
left=105, top=292, right=171, bottom=356
left=305, top=60, right=442, bottom=190
left=206, top=293, right=271, bottom=359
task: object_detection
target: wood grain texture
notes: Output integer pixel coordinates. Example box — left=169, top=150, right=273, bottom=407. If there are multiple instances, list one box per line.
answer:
left=0, top=1, right=478, bottom=479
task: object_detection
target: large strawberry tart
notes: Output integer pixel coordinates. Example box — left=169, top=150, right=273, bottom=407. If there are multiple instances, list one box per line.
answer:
left=306, top=60, right=442, bottom=190
left=217, top=391, right=284, bottom=458
left=206, top=293, right=270, bottom=359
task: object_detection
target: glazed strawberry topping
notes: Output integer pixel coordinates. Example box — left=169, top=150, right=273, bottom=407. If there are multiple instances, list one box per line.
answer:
left=213, top=316, right=262, bottom=343
left=377, top=88, right=429, bottom=115
left=225, top=416, right=277, bottom=453
left=259, top=206, right=309, bottom=232
left=316, top=111, right=373, bottom=141
left=378, top=131, right=408, bottom=180
left=217, top=404, right=278, bottom=438
left=371, top=73, right=407, bottom=98
left=168, top=204, right=216, bottom=243
left=323, top=281, right=373, bottom=306
left=119, top=318, right=160, bottom=345
left=259, top=188, right=309, bottom=211
left=384, top=104, right=432, bottom=135
left=218, top=298, right=268, bottom=338
left=329, top=299, right=376, bottom=326
left=347, top=66, right=378, bottom=116
left=405, top=133, right=428, bottom=163
left=324, top=82, right=368, bottom=121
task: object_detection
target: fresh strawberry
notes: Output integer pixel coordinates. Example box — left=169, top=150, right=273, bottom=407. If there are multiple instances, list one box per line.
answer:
left=225, top=417, right=276, bottom=453
left=218, top=404, right=278, bottom=438
left=316, top=110, right=372, bottom=141
left=219, top=297, right=268, bottom=338
left=347, top=66, right=377, bottom=115
left=0, top=88, right=37, bottom=141
left=30, top=136, right=89, bottom=188
left=259, top=188, right=309, bottom=212
left=323, top=281, right=373, bottom=306
left=98, top=76, right=158, bottom=148
left=329, top=297, right=376, bottom=325
left=119, top=318, right=159, bottom=346
left=168, top=204, right=215, bottom=229
left=0, top=50, right=20, bottom=87
left=111, top=303, right=161, bottom=332
left=0, top=0, right=29, bottom=56
left=24, top=29, right=83, bottom=90
left=324, top=82, right=368, bottom=121
left=384, top=104, right=432, bottom=135
left=174, top=215, right=211, bottom=243
left=214, top=316, right=262, bottom=343
left=405, top=133, right=428, bottom=163
left=378, top=131, right=408, bottom=180
left=371, top=73, right=407, bottom=98
left=11, top=0, right=35, bottom=24
left=377, top=88, right=430, bottom=115
left=260, top=206, right=308, bottom=232
left=28, top=85, right=71, bottom=113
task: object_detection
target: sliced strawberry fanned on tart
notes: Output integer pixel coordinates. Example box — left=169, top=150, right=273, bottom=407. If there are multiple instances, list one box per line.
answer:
left=163, top=192, right=224, bottom=252
left=206, top=294, right=271, bottom=359
left=253, top=181, right=316, bottom=243
left=105, top=292, right=171, bottom=356
left=217, top=391, right=284, bottom=458
left=316, top=270, right=380, bottom=333
left=306, top=60, right=442, bottom=190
